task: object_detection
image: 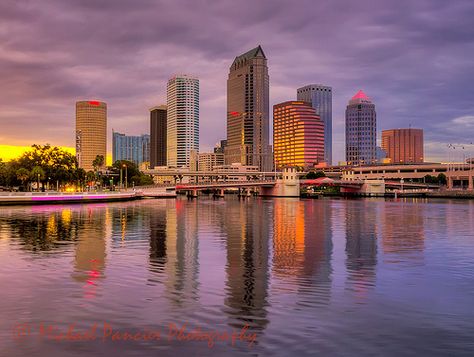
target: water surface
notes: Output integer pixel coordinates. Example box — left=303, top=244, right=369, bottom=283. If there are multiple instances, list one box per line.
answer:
left=1, top=197, right=474, bottom=356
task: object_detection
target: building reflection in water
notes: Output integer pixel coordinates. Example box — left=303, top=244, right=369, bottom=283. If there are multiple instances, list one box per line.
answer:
left=71, top=205, right=110, bottom=299
left=272, top=199, right=333, bottom=307
left=222, top=199, right=270, bottom=332
left=147, top=200, right=200, bottom=310
left=381, top=201, right=425, bottom=261
left=345, top=200, right=378, bottom=299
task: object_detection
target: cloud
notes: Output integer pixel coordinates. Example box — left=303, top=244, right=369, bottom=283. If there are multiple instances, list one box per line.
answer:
left=0, top=0, right=473, bottom=163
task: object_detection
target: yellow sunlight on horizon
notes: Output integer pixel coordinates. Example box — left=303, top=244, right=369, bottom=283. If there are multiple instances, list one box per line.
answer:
left=0, top=145, right=112, bottom=166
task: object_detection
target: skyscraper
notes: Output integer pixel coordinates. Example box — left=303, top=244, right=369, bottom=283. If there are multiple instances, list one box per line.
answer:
left=75, top=100, right=107, bottom=171
left=112, top=131, right=150, bottom=165
left=297, top=84, right=332, bottom=165
left=166, top=75, right=199, bottom=168
left=345, top=90, right=377, bottom=166
left=382, top=128, right=424, bottom=164
left=150, top=105, right=167, bottom=168
left=273, top=101, right=325, bottom=170
left=226, top=45, right=270, bottom=171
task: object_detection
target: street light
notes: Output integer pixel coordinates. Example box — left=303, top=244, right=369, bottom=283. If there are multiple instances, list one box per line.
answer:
left=123, top=164, right=128, bottom=189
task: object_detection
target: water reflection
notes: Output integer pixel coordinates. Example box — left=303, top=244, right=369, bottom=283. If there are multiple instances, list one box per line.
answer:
left=345, top=200, right=378, bottom=298
left=71, top=206, right=109, bottom=299
left=2, top=198, right=474, bottom=356
left=272, top=200, right=333, bottom=306
left=223, top=200, right=270, bottom=332
left=5, top=206, right=81, bottom=251
left=381, top=202, right=425, bottom=260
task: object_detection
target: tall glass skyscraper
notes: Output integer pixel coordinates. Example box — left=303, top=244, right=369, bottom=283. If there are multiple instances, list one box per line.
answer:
left=226, top=45, right=271, bottom=171
left=297, top=85, right=332, bottom=165
left=112, top=131, right=150, bottom=165
left=166, top=75, right=199, bottom=168
left=345, top=90, right=377, bottom=166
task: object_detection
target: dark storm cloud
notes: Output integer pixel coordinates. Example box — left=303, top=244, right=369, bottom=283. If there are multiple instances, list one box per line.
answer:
left=0, top=0, right=473, bottom=161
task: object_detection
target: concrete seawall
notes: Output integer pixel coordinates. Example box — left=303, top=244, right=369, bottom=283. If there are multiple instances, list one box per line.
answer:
left=0, top=192, right=140, bottom=205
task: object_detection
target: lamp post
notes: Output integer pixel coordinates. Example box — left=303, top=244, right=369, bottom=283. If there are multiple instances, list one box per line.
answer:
left=123, top=164, right=128, bottom=189
left=37, top=173, right=40, bottom=192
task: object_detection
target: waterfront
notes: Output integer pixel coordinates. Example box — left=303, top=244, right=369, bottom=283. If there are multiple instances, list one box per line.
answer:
left=1, top=197, right=474, bottom=356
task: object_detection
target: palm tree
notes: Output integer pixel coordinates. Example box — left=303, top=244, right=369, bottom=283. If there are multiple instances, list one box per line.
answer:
left=16, top=168, right=30, bottom=190
left=30, top=166, right=45, bottom=192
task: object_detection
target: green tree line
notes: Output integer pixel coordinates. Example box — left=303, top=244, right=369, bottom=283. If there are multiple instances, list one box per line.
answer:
left=0, top=144, right=153, bottom=191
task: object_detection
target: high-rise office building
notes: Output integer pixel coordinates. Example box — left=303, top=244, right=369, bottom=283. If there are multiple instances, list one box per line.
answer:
left=226, top=45, right=270, bottom=171
left=150, top=105, right=167, bottom=168
left=75, top=100, right=107, bottom=171
left=382, top=128, right=424, bottom=164
left=166, top=75, right=199, bottom=168
left=273, top=101, right=325, bottom=170
left=345, top=90, right=377, bottom=166
left=112, top=131, right=150, bottom=165
left=297, top=84, right=332, bottom=165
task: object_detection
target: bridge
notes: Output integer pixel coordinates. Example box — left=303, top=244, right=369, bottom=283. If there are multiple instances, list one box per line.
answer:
left=139, top=166, right=444, bottom=198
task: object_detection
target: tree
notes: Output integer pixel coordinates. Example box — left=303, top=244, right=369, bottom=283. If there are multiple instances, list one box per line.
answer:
left=424, top=174, right=437, bottom=184
left=16, top=168, right=30, bottom=190
left=0, top=159, right=6, bottom=187
left=305, top=171, right=326, bottom=179
left=437, top=173, right=447, bottom=185
left=93, top=155, right=105, bottom=172
left=30, top=166, right=45, bottom=191
left=16, top=144, right=78, bottom=187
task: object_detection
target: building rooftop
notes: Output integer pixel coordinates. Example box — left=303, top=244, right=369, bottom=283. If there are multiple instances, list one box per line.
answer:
left=232, top=45, right=266, bottom=67
left=349, top=90, right=372, bottom=104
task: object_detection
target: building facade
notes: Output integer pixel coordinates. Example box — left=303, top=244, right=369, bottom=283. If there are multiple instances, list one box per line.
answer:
left=198, top=152, right=225, bottom=172
left=345, top=90, right=377, bottom=166
left=273, top=101, right=325, bottom=170
left=150, top=105, right=167, bottom=168
left=75, top=100, right=107, bottom=171
left=297, top=84, right=332, bottom=165
left=225, top=45, right=271, bottom=171
left=214, top=140, right=227, bottom=154
left=112, top=131, right=150, bottom=165
left=167, top=75, right=199, bottom=168
left=381, top=128, right=424, bottom=164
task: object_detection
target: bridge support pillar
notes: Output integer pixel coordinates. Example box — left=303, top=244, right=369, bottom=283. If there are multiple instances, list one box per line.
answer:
left=469, top=174, right=473, bottom=190
left=187, top=189, right=198, bottom=199
left=448, top=176, right=453, bottom=190
left=214, top=188, right=224, bottom=198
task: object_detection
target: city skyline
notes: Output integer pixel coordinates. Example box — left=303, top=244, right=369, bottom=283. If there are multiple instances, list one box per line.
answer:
left=1, top=0, right=474, bottom=164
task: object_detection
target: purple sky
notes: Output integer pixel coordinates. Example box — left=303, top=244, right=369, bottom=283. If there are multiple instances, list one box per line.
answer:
left=1, top=0, right=473, bottom=163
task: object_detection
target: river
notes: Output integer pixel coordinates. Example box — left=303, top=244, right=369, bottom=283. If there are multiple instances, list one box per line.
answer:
left=1, top=197, right=473, bottom=356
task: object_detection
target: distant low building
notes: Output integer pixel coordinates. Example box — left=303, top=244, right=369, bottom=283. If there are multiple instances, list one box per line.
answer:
left=198, top=152, right=224, bottom=172
left=213, top=163, right=259, bottom=181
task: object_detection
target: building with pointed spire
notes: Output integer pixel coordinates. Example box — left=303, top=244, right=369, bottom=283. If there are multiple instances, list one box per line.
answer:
left=225, top=45, right=271, bottom=171
left=345, top=90, right=377, bottom=166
